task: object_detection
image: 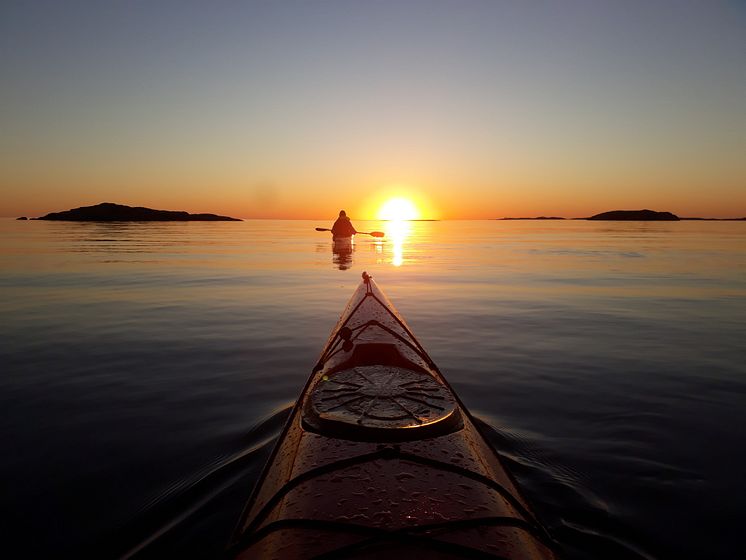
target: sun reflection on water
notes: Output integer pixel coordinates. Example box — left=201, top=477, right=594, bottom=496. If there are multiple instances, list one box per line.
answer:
left=385, top=220, right=411, bottom=267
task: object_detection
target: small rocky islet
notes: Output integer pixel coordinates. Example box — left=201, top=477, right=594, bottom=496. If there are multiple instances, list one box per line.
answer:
left=500, top=216, right=566, bottom=220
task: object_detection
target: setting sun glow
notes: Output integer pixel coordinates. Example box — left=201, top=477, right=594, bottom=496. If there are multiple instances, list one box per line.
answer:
left=377, top=198, right=421, bottom=221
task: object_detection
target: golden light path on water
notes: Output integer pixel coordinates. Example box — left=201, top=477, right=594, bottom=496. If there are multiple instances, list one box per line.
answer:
left=373, top=196, right=420, bottom=267
left=384, top=219, right=412, bottom=267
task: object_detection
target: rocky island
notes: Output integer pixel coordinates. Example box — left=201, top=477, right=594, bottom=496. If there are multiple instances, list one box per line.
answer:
left=36, top=202, right=241, bottom=221
left=587, top=209, right=679, bottom=221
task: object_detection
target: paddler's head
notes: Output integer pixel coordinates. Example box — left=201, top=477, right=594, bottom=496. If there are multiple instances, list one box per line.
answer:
left=339, top=210, right=347, bottom=217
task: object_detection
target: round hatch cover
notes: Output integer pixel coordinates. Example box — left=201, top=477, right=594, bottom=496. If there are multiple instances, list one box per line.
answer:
left=304, top=366, right=461, bottom=441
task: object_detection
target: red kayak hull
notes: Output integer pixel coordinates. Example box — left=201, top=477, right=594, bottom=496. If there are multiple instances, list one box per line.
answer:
left=229, top=273, right=558, bottom=559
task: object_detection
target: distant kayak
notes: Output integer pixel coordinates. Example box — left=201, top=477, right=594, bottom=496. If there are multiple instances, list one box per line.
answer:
left=228, top=272, right=559, bottom=559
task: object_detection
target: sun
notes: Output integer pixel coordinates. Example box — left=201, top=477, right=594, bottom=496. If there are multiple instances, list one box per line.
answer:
left=377, top=198, right=420, bottom=221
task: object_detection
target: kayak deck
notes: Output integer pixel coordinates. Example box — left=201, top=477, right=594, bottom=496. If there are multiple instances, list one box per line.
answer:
left=229, top=273, right=558, bottom=559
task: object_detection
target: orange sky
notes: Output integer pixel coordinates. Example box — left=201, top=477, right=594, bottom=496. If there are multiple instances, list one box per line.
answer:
left=4, top=170, right=744, bottom=220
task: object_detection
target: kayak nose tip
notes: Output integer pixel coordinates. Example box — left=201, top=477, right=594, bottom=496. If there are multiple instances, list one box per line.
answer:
left=362, top=271, right=371, bottom=282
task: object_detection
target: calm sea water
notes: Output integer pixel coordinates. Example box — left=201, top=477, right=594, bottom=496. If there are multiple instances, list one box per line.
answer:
left=1, top=218, right=744, bottom=559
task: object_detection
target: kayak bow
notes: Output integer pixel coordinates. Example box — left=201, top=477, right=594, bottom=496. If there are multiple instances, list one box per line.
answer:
left=229, top=272, right=559, bottom=559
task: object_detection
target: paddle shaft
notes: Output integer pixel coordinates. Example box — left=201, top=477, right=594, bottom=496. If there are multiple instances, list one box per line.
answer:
left=315, top=227, right=384, bottom=238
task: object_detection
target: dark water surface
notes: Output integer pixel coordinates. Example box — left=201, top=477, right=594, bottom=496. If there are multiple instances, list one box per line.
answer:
left=1, top=218, right=744, bottom=558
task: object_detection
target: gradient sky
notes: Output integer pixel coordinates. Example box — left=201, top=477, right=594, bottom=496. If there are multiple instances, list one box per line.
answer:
left=2, top=0, right=745, bottom=219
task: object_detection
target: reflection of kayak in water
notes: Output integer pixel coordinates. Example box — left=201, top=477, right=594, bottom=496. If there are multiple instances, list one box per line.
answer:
left=332, top=237, right=353, bottom=270
left=332, top=235, right=353, bottom=246
left=228, top=272, right=559, bottom=559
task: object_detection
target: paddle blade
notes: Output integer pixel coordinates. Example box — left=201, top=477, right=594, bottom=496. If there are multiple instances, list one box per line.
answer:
left=315, top=227, right=331, bottom=232
left=369, top=231, right=385, bottom=237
